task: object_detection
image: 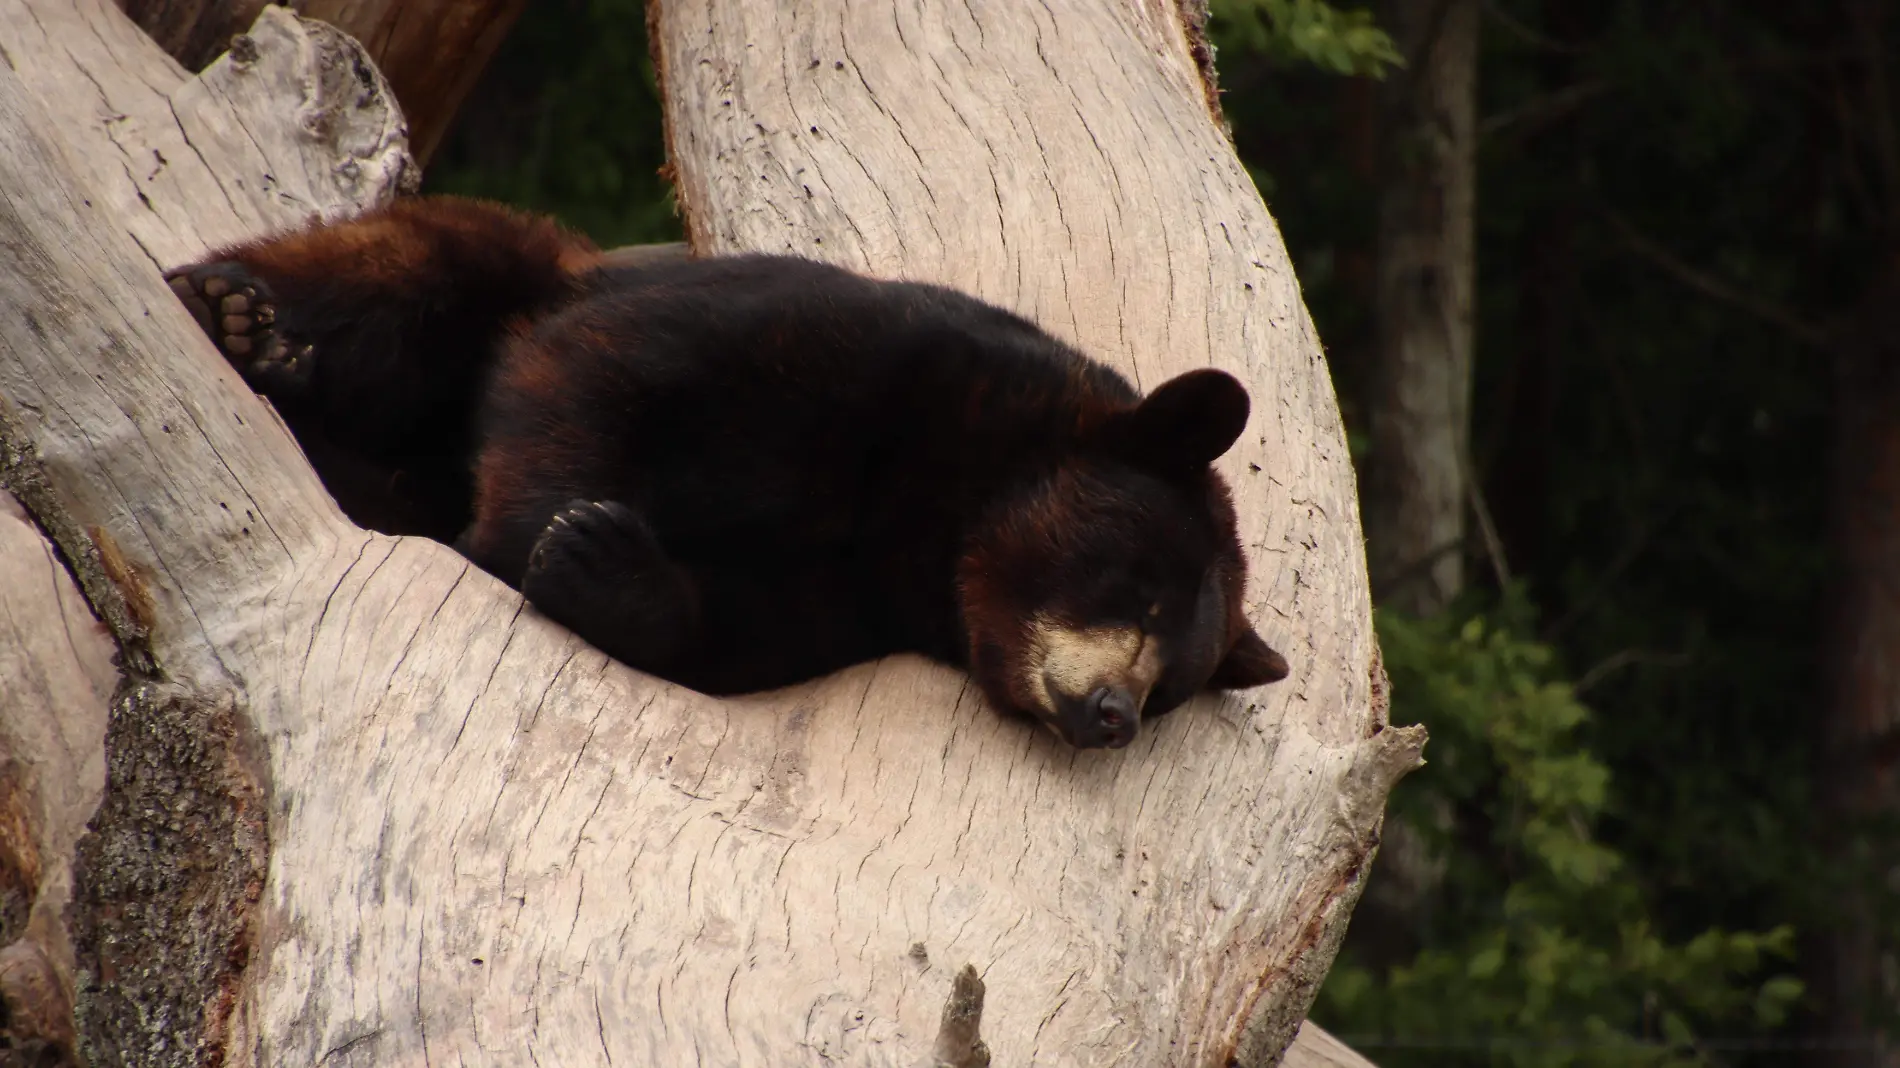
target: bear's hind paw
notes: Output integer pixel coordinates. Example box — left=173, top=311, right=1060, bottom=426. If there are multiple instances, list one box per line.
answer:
left=165, top=261, right=312, bottom=396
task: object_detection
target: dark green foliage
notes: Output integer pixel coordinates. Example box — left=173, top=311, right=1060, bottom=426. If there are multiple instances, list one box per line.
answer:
left=426, top=0, right=680, bottom=247
left=1320, top=599, right=1801, bottom=1065
left=1218, top=1, right=1882, bottom=1061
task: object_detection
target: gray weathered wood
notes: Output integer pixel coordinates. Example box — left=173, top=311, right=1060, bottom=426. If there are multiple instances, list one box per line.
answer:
left=0, top=1, right=1416, bottom=1065
left=3, top=0, right=414, bottom=271
left=295, top=0, right=528, bottom=164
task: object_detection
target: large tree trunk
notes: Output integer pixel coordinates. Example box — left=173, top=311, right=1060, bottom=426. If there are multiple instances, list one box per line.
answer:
left=0, top=2, right=1418, bottom=1065
left=1819, top=257, right=1900, bottom=1068
left=116, top=0, right=527, bottom=164
left=1815, top=5, right=1900, bottom=1065
left=1363, top=0, right=1480, bottom=615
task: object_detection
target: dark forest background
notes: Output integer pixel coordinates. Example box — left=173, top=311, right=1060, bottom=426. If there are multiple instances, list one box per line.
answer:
left=425, top=2, right=1899, bottom=1065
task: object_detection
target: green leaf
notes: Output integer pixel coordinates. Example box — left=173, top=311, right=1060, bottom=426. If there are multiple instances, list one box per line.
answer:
left=1208, top=0, right=1404, bottom=78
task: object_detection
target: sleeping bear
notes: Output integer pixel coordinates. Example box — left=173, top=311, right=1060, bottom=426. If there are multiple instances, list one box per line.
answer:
left=167, top=196, right=1288, bottom=749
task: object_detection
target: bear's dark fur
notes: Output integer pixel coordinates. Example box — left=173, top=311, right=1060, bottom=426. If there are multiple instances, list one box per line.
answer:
left=169, top=196, right=1288, bottom=748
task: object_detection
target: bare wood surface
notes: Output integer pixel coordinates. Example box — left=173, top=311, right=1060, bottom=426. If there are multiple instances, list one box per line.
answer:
left=1284, top=1021, right=1381, bottom=1068
left=5, top=0, right=414, bottom=271
left=599, top=240, right=694, bottom=269
left=0, top=2, right=1414, bottom=1066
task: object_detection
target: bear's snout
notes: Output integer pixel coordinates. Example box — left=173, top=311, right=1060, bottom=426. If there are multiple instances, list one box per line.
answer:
left=1049, top=683, right=1140, bottom=749
left=1086, top=685, right=1140, bottom=749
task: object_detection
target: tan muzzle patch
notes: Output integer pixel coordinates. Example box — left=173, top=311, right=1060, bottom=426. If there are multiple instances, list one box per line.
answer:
left=1023, top=614, right=1163, bottom=715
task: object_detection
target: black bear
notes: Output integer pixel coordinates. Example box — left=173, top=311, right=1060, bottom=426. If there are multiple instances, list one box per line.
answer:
left=167, top=196, right=1288, bottom=749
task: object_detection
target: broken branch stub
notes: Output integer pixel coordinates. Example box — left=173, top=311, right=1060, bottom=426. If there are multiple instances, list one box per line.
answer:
left=925, top=965, right=992, bottom=1068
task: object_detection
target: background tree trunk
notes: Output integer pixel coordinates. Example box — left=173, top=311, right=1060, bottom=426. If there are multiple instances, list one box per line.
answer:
left=1363, top=0, right=1480, bottom=615
left=116, top=0, right=528, bottom=164
left=1816, top=5, right=1900, bottom=1065
left=114, top=0, right=269, bottom=70
left=1820, top=257, right=1900, bottom=1068
left=0, top=2, right=1417, bottom=1065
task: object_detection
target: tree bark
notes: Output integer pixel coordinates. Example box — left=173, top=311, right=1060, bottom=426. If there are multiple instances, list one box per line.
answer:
left=0, top=2, right=1418, bottom=1065
left=116, top=0, right=527, bottom=165
left=1363, top=0, right=1480, bottom=615
left=0, top=496, right=117, bottom=1067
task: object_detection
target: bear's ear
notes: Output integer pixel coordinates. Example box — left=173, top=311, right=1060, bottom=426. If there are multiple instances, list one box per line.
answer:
left=1108, top=368, right=1251, bottom=471
left=1207, top=627, right=1289, bottom=690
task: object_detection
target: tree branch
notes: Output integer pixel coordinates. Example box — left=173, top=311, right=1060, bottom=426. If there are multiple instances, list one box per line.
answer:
left=1479, top=80, right=1609, bottom=140
left=1478, top=0, right=1582, bottom=54
left=1601, top=209, right=1830, bottom=348
left=118, top=0, right=529, bottom=165
left=1463, top=450, right=1512, bottom=591
left=1573, top=648, right=1692, bottom=695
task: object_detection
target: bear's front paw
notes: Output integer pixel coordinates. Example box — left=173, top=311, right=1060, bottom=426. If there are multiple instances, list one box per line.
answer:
left=525, top=500, right=664, bottom=588
left=165, top=261, right=313, bottom=397
left=522, top=500, right=696, bottom=668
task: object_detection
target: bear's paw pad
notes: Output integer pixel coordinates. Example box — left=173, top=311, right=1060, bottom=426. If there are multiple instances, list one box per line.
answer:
left=165, top=261, right=311, bottom=394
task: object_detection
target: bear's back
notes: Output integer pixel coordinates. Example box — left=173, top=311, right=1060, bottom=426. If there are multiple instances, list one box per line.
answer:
left=568, top=254, right=1112, bottom=397
left=488, top=255, right=1134, bottom=492
left=475, top=254, right=1141, bottom=562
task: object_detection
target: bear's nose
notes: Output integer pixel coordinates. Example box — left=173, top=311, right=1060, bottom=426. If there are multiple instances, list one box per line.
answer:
left=1089, top=685, right=1139, bottom=743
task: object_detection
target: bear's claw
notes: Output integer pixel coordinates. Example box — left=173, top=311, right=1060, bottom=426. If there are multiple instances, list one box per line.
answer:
left=522, top=500, right=696, bottom=668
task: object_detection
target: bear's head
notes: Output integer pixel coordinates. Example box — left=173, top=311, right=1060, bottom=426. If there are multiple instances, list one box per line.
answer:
left=958, top=368, right=1290, bottom=749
